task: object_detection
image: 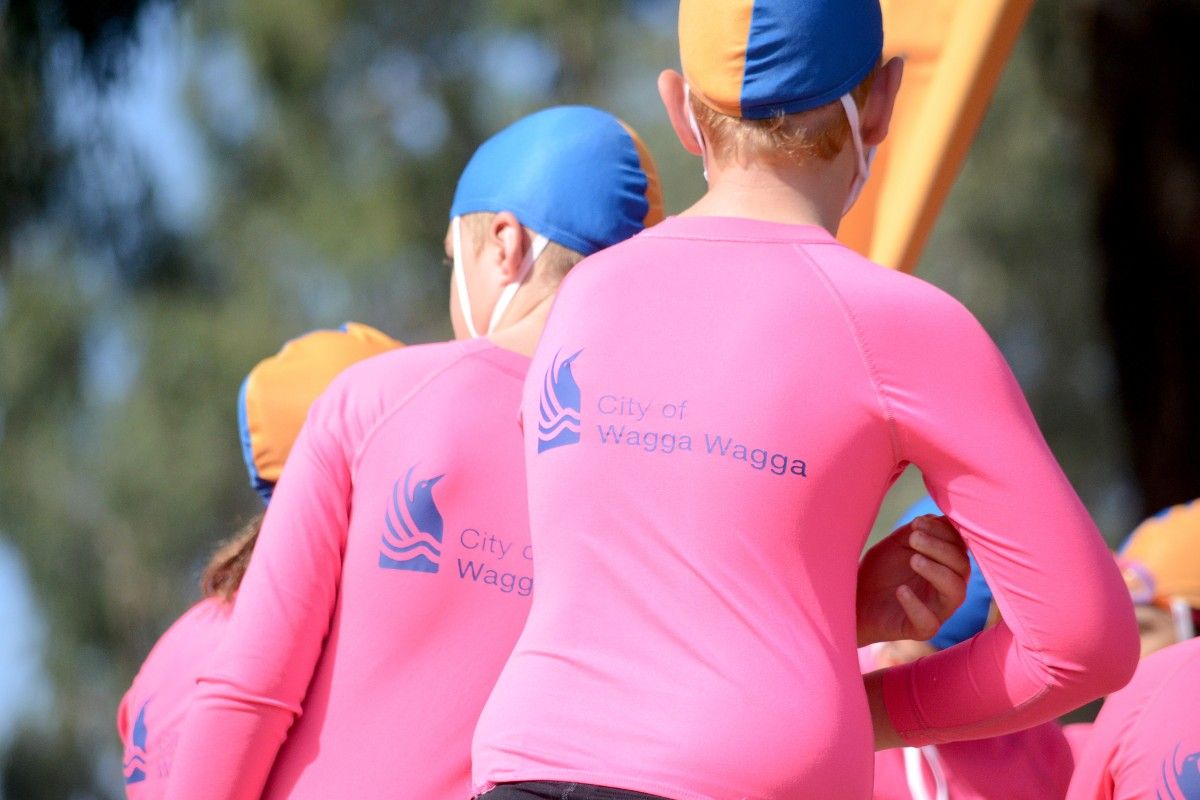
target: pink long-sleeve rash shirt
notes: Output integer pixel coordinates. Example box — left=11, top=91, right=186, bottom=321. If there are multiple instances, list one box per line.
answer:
left=164, top=339, right=534, bottom=800
left=472, top=216, right=1137, bottom=800
left=871, top=725, right=1075, bottom=800
left=118, top=597, right=232, bottom=798
left=1066, top=636, right=1200, bottom=800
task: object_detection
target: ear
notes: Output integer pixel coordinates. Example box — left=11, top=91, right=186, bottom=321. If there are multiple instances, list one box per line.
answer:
left=658, top=69, right=704, bottom=157
left=486, top=211, right=528, bottom=286
left=862, top=56, right=904, bottom=147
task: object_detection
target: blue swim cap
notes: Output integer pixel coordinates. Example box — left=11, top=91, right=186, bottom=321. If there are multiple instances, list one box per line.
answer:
left=449, top=106, right=663, bottom=257
left=894, top=496, right=994, bottom=650
left=680, top=0, right=883, bottom=119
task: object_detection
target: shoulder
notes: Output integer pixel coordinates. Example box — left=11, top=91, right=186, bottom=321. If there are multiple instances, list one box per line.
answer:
left=313, top=341, right=477, bottom=427
left=798, top=245, right=1004, bottom=391
left=317, top=340, right=527, bottom=445
left=1103, top=640, right=1200, bottom=794
left=151, top=597, right=232, bottom=657
left=1091, top=640, right=1200, bottom=754
left=127, top=598, right=231, bottom=697
left=328, top=340, right=471, bottom=397
left=1124, top=638, right=1200, bottom=714
left=555, top=228, right=657, bottom=295
left=810, top=244, right=984, bottom=337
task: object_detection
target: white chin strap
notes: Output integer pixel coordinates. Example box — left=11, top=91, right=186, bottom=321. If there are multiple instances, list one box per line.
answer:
left=684, top=85, right=710, bottom=184
left=838, top=94, right=877, bottom=217
left=452, top=216, right=549, bottom=338
left=1171, top=596, right=1197, bottom=642
left=903, top=745, right=949, bottom=800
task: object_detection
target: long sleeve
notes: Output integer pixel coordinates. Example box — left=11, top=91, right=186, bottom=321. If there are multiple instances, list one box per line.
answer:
left=164, top=391, right=353, bottom=800
left=856, top=283, right=1138, bottom=745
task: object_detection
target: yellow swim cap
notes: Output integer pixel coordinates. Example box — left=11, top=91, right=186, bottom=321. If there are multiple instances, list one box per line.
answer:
left=1120, top=500, right=1200, bottom=609
left=238, top=323, right=402, bottom=502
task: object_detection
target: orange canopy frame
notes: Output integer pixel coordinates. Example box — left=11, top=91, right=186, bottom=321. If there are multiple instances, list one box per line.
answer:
left=837, top=0, right=1035, bottom=274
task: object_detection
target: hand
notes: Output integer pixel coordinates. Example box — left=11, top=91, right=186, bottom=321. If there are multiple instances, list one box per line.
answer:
left=856, top=514, right=970, bottom=646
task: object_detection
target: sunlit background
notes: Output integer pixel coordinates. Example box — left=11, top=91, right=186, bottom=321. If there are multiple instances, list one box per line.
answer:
left=1, top=0, right=1197, bottom=796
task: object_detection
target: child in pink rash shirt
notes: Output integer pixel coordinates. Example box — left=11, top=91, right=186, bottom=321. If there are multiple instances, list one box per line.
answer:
left=116, top=323, right=401, bottom=798
left=473, top=212, right=1135, bottom=799
left=1065, top=637, right=1200, bottom=800
left=471, top=2, right=1137, bottom=799
left=159, top=107, right=666, bottom=800
left=1065, top=501, right=1200, bottom=800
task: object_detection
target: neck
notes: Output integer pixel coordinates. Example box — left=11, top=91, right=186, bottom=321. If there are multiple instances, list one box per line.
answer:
left=486, top=292, right=555, bottom=357
left=682, top=153, right=851, bottom=234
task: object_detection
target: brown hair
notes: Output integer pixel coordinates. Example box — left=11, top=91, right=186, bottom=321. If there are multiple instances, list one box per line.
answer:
left=201, top=513, right=263, bottom=602
left=690, top=68, right=878, bottom=166
left=460, top=212, right=585, bottom=284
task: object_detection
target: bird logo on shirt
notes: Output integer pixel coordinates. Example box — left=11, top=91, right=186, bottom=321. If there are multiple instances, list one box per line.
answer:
left=123, top=701, right=148, bottom=785
left=379, top=465, right=446, bottom=573
left=1160, top=743, right=1200, bottom=800
left=538, top=349, right=584, bottom=453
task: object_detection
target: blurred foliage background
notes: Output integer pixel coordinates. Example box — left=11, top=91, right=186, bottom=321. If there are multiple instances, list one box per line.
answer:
left=0, top=0, right=1196, bottom=796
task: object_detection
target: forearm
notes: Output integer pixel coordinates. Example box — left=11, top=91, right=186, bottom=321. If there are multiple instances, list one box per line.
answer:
left=878, top=527, right=1137, bottom=748
left=864, top=669, right=904, bottom=750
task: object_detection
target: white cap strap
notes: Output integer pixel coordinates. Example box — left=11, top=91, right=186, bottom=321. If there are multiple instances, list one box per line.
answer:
left=840, top=94, right=869, bottom=181
left=451, top=216, right=480, bottom=338
left=486, top=233, right=549, bottom=334
left=452, top=216, right=550, bottom=338
left=839, top=94, right=874, bottom=216
left=684, top=85, right=710, bottom=183
left=1171, top=596, right=1197, bottom=641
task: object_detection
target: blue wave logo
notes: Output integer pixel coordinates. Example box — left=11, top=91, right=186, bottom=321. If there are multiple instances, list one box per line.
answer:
left=1161, top=743, right=1200, bottom=799
left=379, top=466, right=445, bottom=573
left=123, top=700, right=148, bottom=785
left=538, top=349, right=583, bottom=453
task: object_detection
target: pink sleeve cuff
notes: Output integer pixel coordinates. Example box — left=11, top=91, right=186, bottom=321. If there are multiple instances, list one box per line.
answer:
left=881, top=660, right=931, bottom=746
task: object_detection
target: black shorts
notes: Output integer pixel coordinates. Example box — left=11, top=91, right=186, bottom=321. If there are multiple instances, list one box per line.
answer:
left=479, top=781, right=670, bottom=800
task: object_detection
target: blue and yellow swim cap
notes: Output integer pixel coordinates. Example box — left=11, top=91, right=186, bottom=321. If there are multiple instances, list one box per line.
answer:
left=1120, top=500, right=1200, bottom=610
left=238, top=323, right=403, bottom=503
left=680, top=0, right=883, bottom=119
left=449, top=105, right=663, bottom=257
left=894, top=496, right=994, bottom=650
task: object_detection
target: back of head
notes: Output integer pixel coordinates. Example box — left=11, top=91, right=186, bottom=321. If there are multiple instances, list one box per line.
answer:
left=205, top=323, right=402, bottom=601
left=679, top=0, right=883, bottom=164
left=238, top=322, right=402, bottom=503
left=450, top=105, right=664, bottom=261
